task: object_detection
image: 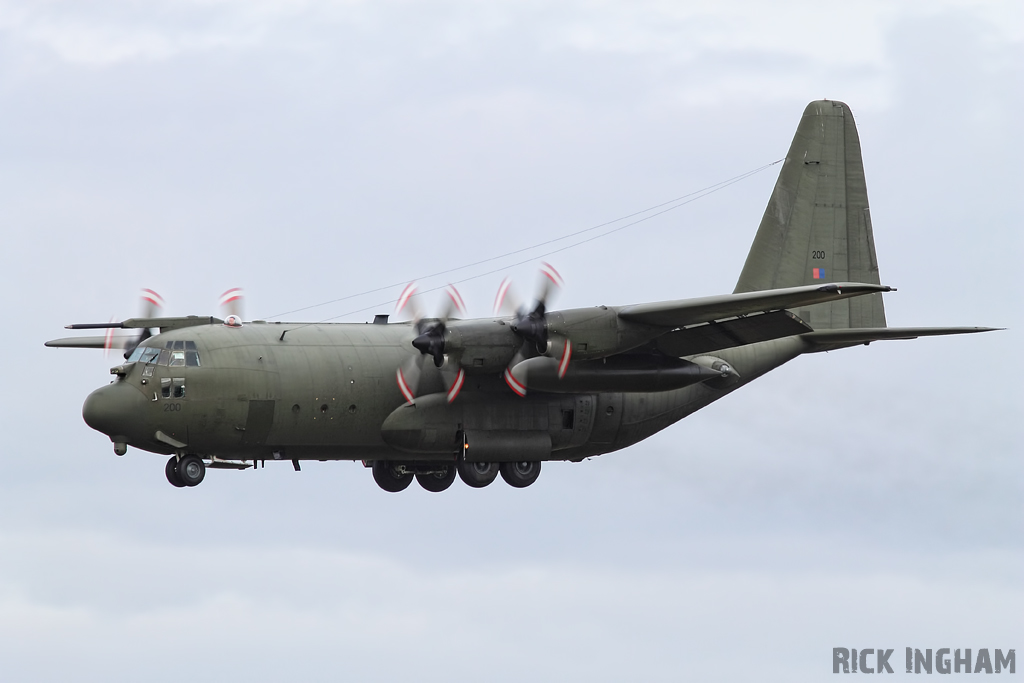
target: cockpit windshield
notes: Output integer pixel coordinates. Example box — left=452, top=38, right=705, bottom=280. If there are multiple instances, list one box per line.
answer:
left=128, top=340, right=201, bottom=366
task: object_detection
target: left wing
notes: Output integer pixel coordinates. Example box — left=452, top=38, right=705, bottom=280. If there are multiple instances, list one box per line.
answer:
left=44, top=336, right=128, bottom=349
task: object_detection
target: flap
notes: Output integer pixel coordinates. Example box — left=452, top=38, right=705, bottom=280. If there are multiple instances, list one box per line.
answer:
left=655, top=310, right=812, bottom=357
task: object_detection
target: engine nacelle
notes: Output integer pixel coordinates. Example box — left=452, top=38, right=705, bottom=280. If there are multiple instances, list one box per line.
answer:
left=547, top=307, right=661, bottom=360
left=444, top=320, right=519, bottom=373
left=509, top=354, right=728, bottom=394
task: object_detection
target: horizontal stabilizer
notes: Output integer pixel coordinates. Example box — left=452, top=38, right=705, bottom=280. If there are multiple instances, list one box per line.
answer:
left=654, top=310, right=812, bottom=357
left=802, top=326, right=1001, bottom=352
left=618, top=282, right=892, bottom=329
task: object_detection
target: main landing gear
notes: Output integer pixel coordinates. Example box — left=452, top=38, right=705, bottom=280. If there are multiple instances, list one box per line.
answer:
left=371, top=460, right=414, bottom=492
left=499, top=461, right=541, bottom=488
left=165, top=455, right=206, bottom=488
left=371, top=459, right=540, bottom=493
left=371, top=460, right=459, bottom=493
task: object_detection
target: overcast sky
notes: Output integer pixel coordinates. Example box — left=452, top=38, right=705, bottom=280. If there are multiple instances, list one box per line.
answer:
left=1, top=1, right=1021, bottom=681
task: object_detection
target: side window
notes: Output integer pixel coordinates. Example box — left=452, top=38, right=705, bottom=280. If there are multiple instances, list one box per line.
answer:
left=161, top=377, right=171, bottom=398
left=172, top=378, right=186, bottom=398
left=157, top=349, right=171, bottom=366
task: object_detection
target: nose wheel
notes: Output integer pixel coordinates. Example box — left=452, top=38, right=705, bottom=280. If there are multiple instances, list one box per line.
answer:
left=165, top=457, right=185, bottom=487
left=165, top=455, right=205, bottom=487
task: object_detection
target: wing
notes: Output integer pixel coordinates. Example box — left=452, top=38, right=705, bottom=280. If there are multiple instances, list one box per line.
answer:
left=65, top=315, right=222, bottom=332
left=44, top=336, right=126, bottom=349
left=617, top=282, right=892, bottom=328
left=652, top=310, right=812, bottom=357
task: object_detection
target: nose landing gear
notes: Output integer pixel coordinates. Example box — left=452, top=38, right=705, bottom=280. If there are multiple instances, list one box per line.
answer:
left=165, top=455, right=206, bottom=488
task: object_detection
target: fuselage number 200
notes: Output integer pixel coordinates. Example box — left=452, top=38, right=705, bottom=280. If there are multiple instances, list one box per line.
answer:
left=811, top=250, right=826, bottom=259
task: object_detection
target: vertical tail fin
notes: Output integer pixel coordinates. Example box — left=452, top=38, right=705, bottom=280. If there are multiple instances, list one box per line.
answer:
left=735, top=100, right=886, bottom=330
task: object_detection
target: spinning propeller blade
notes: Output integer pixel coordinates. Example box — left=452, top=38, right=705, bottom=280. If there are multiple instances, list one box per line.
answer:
left=395, top=283, right=467, bottom=404
left=497, top=263, right=571, bottom=396
left=219, top=288, right=244, bottom=327
left=123, top=289, right=165, bottom=359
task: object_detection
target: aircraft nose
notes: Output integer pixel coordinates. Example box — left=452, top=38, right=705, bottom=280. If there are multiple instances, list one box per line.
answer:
left=82, top=383, right=146, bottom=439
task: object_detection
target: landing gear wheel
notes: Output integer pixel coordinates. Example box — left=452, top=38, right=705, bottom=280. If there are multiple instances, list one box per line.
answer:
left=500, top=460, right=541, bottom=488
left=176, top=454, right=206, bottom=487
left=416, top=464, right=457, bottom=493
left=165, top=456, right=186, bottom=488
left=457, top=460, right=500, bottom=488
left=372, top=460, right=413, bottom=492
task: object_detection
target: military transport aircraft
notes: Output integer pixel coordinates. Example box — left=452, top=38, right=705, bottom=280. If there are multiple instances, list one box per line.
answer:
left=46, top=100, right=996, bottom=493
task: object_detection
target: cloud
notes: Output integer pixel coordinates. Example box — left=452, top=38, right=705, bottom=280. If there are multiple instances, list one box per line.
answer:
left=0, top=529, right=1020, bottom=681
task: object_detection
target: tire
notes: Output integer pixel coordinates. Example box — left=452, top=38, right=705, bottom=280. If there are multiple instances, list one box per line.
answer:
left=457, top=460, right=500, bottom=488
left=165, top=456, right=186, bottom=488
left=176, top=454, right=206, bottom=487
left=416, top=464, right=457, bottom=493
left=499, top=460, right=541, bottom=488
left=372, top=460, right=413, bottom=492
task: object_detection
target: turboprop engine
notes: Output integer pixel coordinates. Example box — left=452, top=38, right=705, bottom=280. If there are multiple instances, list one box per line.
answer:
left=506, top=353, right=731, bottom=393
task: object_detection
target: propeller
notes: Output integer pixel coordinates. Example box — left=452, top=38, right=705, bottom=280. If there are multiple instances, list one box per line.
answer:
left=219, top=288, right=245, bottom=327
left=494, top=263, right=571, bottom=396
left=119, top=289, right=165, bottom=359
left=395, top=283, right=467, bottom=404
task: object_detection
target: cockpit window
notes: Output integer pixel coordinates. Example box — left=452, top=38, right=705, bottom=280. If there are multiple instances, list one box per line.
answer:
left=127, top=347, right=162, bottom=364
left=129, top=343, right=200, bottom=366
left=184, top=340, right=200, bottom=366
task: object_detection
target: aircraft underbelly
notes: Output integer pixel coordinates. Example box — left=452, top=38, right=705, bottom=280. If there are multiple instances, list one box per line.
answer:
left=565, top=336, right=808, bottom=459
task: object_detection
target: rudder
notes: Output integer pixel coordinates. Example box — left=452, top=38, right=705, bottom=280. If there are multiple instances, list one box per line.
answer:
left=734, top=100, right=886, bottom=330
